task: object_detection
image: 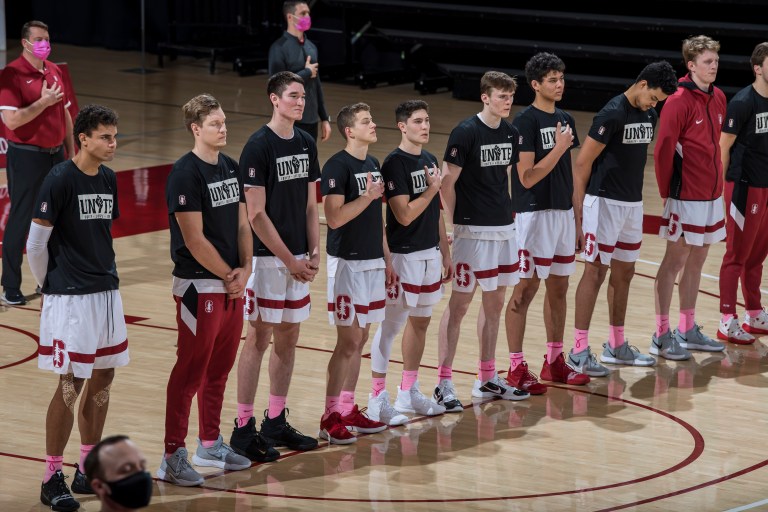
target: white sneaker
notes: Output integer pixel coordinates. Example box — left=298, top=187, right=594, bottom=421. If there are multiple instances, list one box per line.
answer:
left=367, top=390, right=408, bottom=426
left=394, top=382, right=446, bottom=416
left=433, top=379, right=464, bottom=413
left=717, top=317, right=755, bottom=345
left=471, top=374, right=530, bottom=401
left=742, top=309, right=768, bottom=335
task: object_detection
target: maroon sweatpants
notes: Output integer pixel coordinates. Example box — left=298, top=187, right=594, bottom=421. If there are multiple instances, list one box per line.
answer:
left=719, top=181, right=768, bottom=314
left=164, top=291, right=244, bottom=454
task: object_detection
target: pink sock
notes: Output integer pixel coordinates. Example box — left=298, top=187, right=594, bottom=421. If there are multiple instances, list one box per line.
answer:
left=400, top=370, right=418, bottom=391
left=267, top=395, right=287, bottom=419
left=573, top=328, right=589, bottom=353
left=546, top=341, right=563, bottom=364
left=371, top=377, right=386, bottom=397
left=438, top=365, right=452, bottom=381
left=479, top=359, right=496, bottom=381
left=679, top=309, right=695, bottom=333
left=340, top=391, right=355, bottom=414
left=237, top=403, right=254, bottom=427
left=324, top=396, right=342, bottom=416
left=79, top=444, right=94, bottom=473
left=656, top=314, right=670, bottom=336
left=509, top=352, right=524, bottom=371
left=747, top=309, right=762, bottom=318
left=722, top=313, right=735, bottom=323
left=43, top=455, right=64, bottom=483
left=609, top=325, right=625, bottom=349
left=201, top=439, right=217, bottom=448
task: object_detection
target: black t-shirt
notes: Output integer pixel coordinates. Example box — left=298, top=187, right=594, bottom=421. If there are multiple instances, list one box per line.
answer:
left=167, top=152, right=244, bottom=279
left=382, top=147, right=440, bottom=253
left=723, top=85, right=768, bottom=187
left=34, top=160, right=120, bottom=294
left=320, top=150, right=383, bottom=260
left=512, top=105, right=579, bottom=211
left=585, top=94, right=657, bottom=202
left=240, top=126, right=321, bottom=256
left=443, top=115, right=517, bottom=226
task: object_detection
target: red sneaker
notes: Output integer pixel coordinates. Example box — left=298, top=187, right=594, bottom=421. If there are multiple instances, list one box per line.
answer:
left=319, top=412, right=357, bottom=445
left=540, top=353, right=591, bottom=385
left=506, top=362, right=548, bottom=395
left=341, top=405, right=387, bottom=434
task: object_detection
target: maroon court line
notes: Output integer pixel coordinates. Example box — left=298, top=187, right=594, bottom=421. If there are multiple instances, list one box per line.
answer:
left=0, top=324, right=39, bottom=369
left=193, top=393, right=706, bottom=503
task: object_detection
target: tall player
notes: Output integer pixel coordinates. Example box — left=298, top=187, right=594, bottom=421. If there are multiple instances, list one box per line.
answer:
left=367, top=100, right=450, bottom=424
left=506, top=52, right=590, bottom=389
left=231, top=71, right=320, bottom=459
left=569, top=62, right=678, bottom=375
left=718, top=42, right=768, bottom=344
left=319, top=102, right=390, bottom=443
left=435, top=71, right=530, bottom=410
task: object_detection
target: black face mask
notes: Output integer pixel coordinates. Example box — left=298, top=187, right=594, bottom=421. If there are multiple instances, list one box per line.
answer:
left=105, top=470, right=153, bottom=509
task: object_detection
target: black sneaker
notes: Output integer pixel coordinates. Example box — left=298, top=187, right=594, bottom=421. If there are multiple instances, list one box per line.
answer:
left=70, top=464, right=95, bottom=494
left=230, top=417, right=280, bottom=462
left=1, top=288, right=26, bottom=305
left=40, top=470, right=80, bottom=512
left=260, top=409, right=318, bottom=451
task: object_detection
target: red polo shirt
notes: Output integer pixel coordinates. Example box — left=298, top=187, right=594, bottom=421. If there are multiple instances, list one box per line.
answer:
left=0, top=55, right=71, bottom=148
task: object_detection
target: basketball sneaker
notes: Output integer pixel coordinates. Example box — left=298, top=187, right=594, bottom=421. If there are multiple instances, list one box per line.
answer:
left=742, top=309, right=768, bottom=335
left=40, top=470, right=79, bottom=512
left=650, top=330, right=691, bottom=360
left=567, top=346, right=610, bottom=377
left=394, top=381, right=446, bottom=416
left=230, top=417, right=280, bottom=462
left=506, top=361, right=547, bottom=395
left=260, top=409, right=318, bottom=451
left=674, top=325, right=725, bottom=352
left=192, top=435, right=251, bottom=471
left=718, top=317, right=755, bottom=345
left=70, top=463, right=95, bottom=494
left=540, top=353, right=591, bottom=385
left=433, top=379, right=464, bottom=413
left=341, top=405, right=387, bottom=434
left=319, top=411, right=357, bottom=444
left=367, top=390, right=409, bottom=426
left=156, top=447, right=204, bottom=487
left=600, top=341, right=656, bottom=366
left=471, top=373, right=530, bottom=400
left=1, top=288, right=26, bottom=305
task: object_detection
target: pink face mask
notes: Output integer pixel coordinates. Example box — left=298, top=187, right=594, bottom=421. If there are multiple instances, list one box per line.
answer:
left=294, top=15, right=311, bottom=32
left=25, top=39, right=51, bottom=60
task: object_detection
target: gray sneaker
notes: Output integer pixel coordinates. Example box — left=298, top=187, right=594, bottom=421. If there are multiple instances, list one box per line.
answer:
left=600, top=341, right=656, bottom=366
left=650, top=330, right=691, bottom=360
left=394, top=381, right=446, bottom=416
left=674, top=325, right=725, bottom=352
left=367, top=390, right=409, bottom=426
left=192, top=435, right=251, bottom=471
left=157, top=447, right=204, bottom=487
left=567, top=346, right=610, bottom=377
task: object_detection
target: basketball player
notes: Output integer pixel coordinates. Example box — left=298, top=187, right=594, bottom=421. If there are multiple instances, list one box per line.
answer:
left=27, top=104, right=129, bottom=511
left=319, top=102, right=390, bottom=443
left=367, top=100, right=451, bottom=424
left=569, top=62, right=678, bottom=375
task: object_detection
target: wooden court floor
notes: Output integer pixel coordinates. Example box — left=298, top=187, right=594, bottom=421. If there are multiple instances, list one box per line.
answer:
left=1, top=45, right=768, bottom=511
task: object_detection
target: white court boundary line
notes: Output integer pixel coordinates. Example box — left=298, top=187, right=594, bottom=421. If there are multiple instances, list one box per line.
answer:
left=723, top=497, right=768, bottom=511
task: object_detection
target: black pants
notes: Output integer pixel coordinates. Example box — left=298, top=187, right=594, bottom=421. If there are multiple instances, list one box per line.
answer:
left=1, top=145, right=64, bottom=290
left=295, top=121, right=319, bottom=141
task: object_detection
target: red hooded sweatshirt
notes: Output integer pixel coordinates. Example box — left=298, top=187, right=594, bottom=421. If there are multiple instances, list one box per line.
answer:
left=654, top=74, right=727, bottom=200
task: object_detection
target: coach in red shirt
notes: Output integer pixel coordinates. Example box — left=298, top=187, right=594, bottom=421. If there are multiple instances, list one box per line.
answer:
left=0, top=20, right=74, bottom=305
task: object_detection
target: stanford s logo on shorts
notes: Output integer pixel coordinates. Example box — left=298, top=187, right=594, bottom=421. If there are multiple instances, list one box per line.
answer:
left=455, top=263, right=471, bottom=288
left=52, top=339, right=66, bottom=369
left=335, top=295, right=352, bottom=321
left=204, top=300, right=214, bottom=314
left=244, top=289, right=255, bottom=315
left=518, top=249, right=531, bottom=274
left=386, top=284, right=399, bottom=300
left=668, top=213, right=680, bottom=237
left=584, top=233, right=596, bottom=257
